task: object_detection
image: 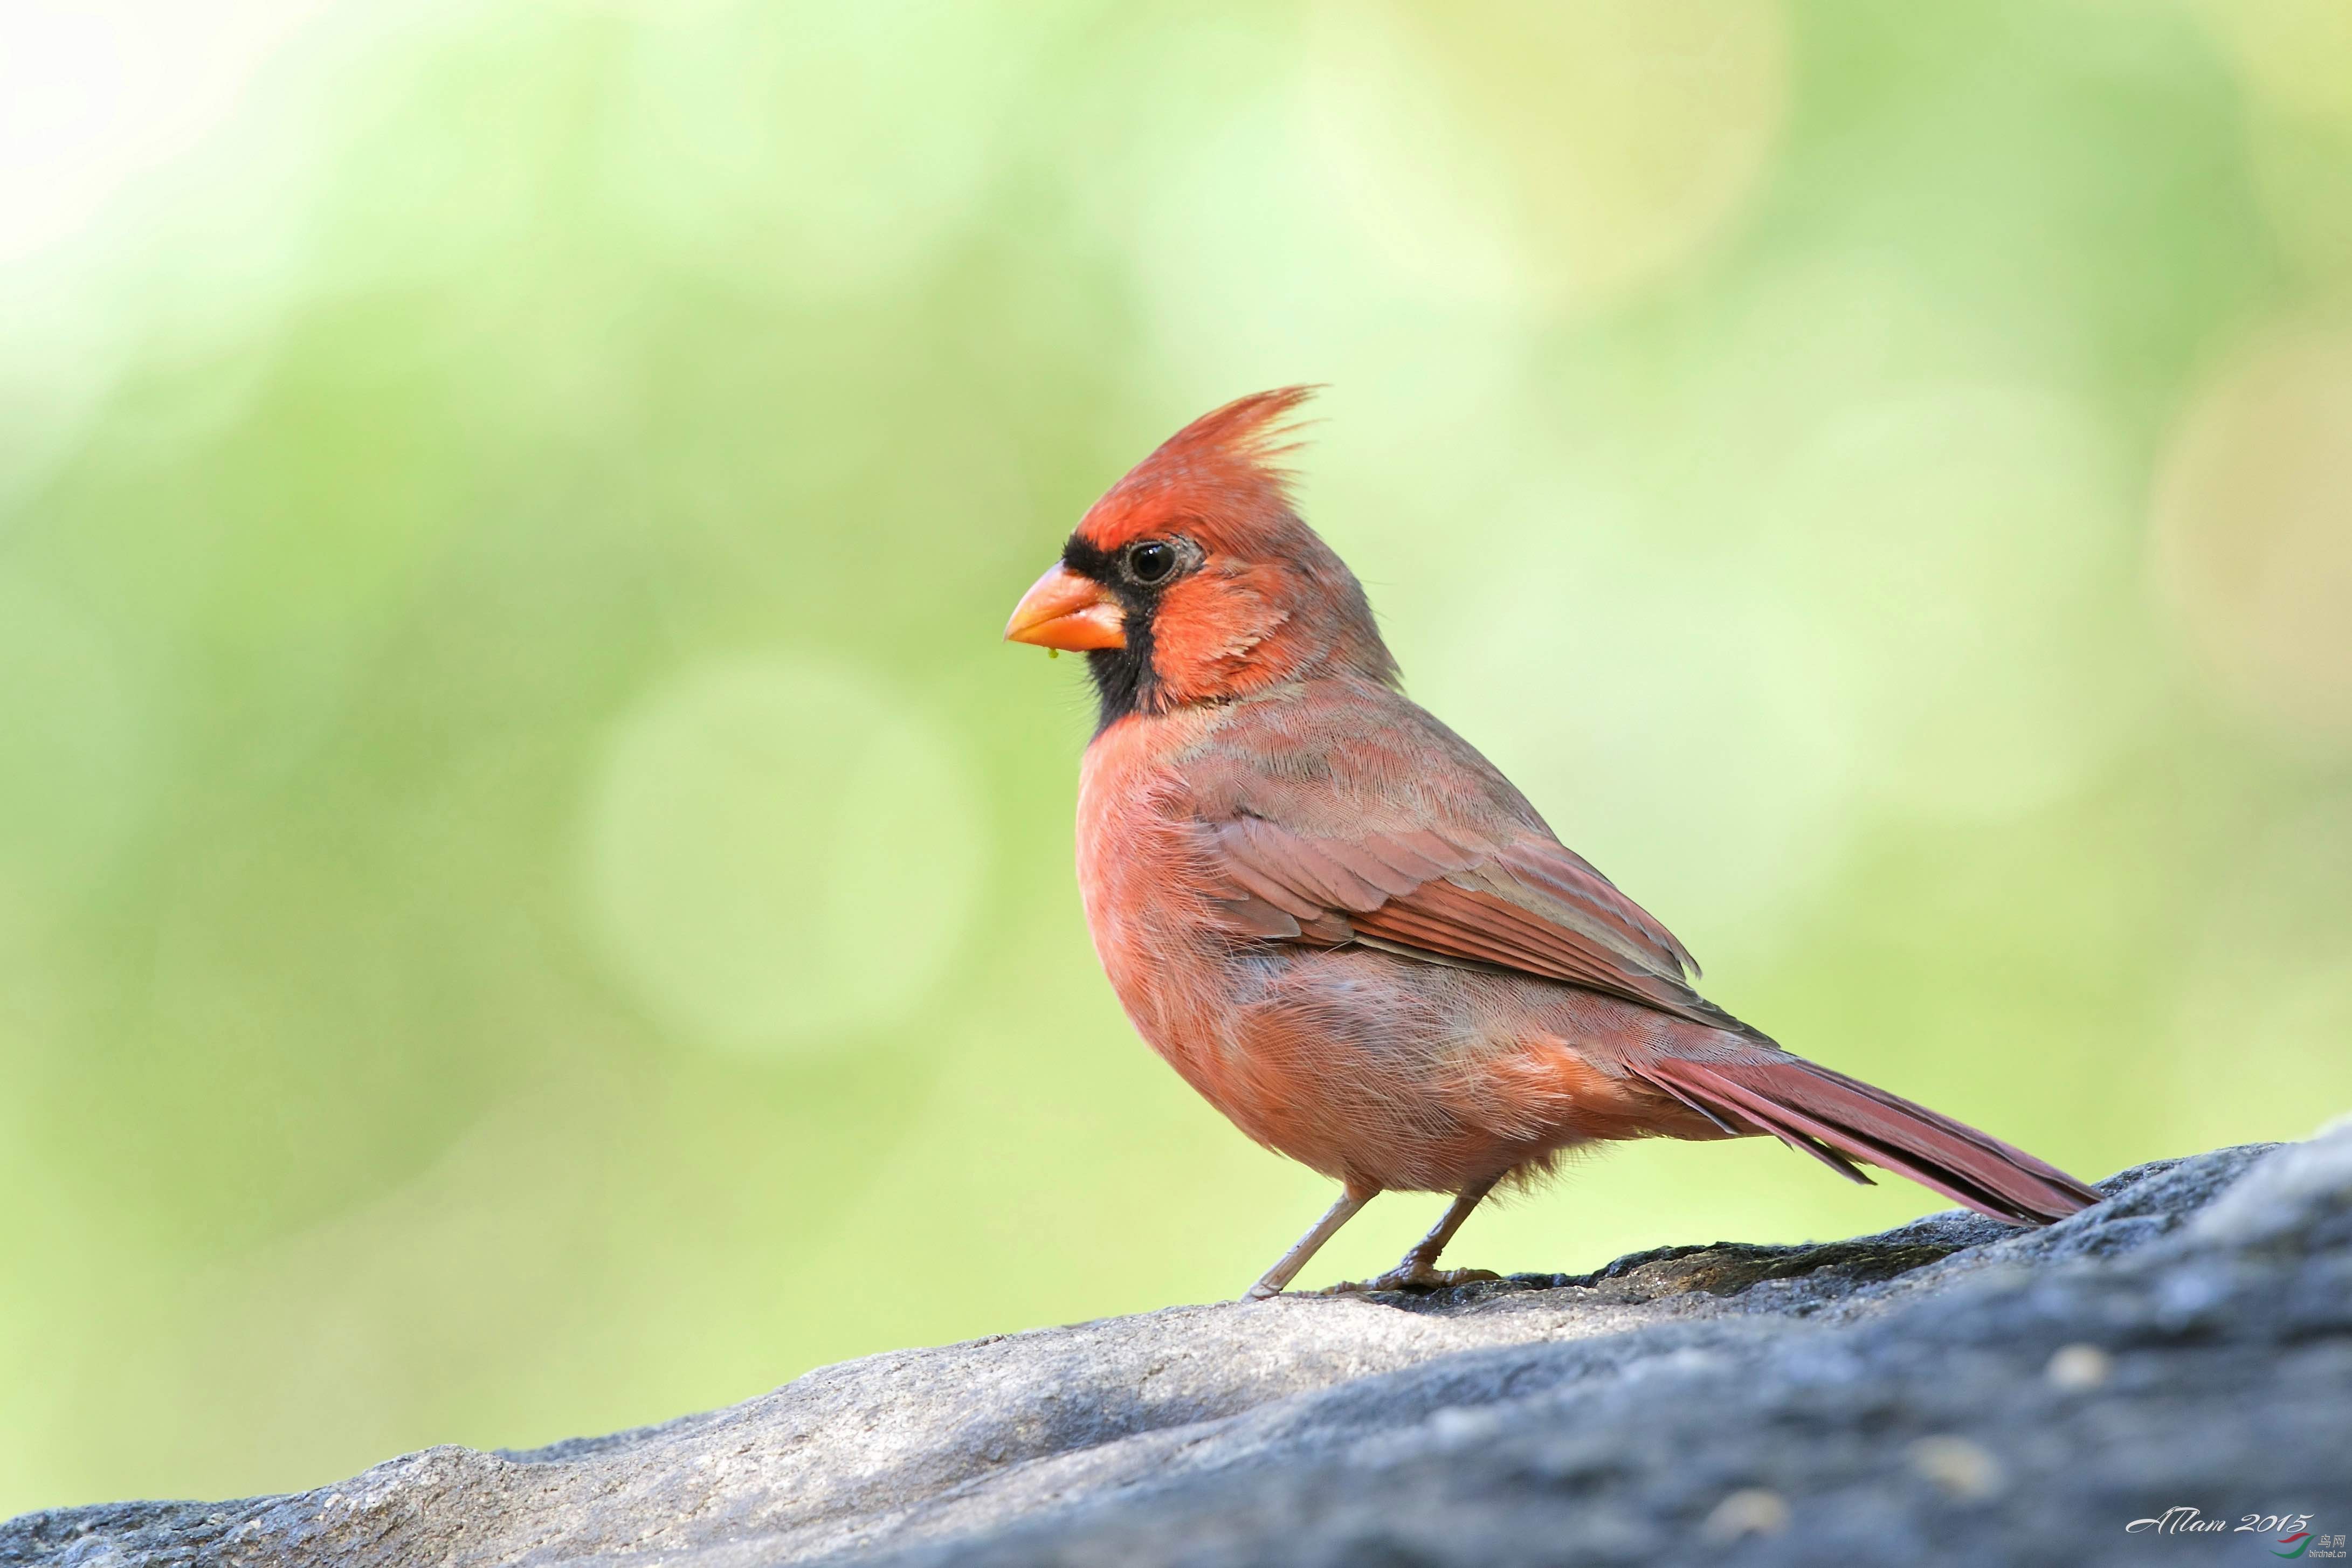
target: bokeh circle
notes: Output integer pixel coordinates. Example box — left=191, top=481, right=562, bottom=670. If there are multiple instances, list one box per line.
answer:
left=582, top=655, right=985, bottom=1059
left=2151, top=316, right=2352, bottom=749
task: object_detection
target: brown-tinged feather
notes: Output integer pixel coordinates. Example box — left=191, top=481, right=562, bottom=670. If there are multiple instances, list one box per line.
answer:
left=1632, top=1056, right=2100, bottom=1224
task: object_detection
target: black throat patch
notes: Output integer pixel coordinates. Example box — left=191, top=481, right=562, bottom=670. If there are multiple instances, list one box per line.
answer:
left=1060, top=536, right=1160, bottom=732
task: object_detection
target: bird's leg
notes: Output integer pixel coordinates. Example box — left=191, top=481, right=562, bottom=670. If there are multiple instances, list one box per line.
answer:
left=1323, top=1177, right=1503, bottom=1294
left=1244, top=1184, right=1377, bottom=1300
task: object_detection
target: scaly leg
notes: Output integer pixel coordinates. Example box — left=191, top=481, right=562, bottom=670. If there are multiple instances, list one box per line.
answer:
left=1245, top=1184, right=1377, bottom=1300
left=1323, top=1176, right=1502, bottom=1294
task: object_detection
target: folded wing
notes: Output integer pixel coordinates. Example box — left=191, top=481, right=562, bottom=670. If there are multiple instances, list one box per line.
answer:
left=1197, top=811, right=1729, bottom=1030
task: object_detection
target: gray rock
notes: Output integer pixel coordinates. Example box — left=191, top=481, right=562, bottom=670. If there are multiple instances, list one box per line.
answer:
left=7, top=1135, right=2348, bottom=1567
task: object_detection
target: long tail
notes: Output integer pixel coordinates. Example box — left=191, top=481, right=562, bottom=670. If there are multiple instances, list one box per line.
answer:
left=1634, top=1053, right=2101, bottom=1224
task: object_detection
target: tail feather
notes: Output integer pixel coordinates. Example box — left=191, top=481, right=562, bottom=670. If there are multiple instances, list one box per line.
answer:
left=1636, top=1055, right=2101, bottom=1225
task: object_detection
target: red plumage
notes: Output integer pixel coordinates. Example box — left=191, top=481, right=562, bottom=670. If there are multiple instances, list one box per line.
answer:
left=1005, top=389, right=2101, bottom=1297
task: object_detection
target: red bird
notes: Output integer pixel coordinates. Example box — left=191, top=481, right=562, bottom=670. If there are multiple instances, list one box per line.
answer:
left=1005, top=388, right=2100, bottom=1299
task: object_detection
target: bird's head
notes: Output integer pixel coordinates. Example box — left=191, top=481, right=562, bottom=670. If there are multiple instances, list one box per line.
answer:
left=1004, top=386, right=1398, bottom=727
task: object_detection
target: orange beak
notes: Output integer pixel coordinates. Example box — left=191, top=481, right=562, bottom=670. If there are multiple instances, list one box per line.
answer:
left=1003, top=563, right=1126, bottom=651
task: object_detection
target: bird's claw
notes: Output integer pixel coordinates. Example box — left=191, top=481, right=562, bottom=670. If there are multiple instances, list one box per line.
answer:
left=1317, top=1264, right=1501, bottom=1296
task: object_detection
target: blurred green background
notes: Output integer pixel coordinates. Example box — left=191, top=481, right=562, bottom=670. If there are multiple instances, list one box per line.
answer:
left=3, top=0, right=2350, bottom=1516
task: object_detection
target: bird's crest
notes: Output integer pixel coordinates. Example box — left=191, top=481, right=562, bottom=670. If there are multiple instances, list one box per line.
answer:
left=1080, top=386, right=1323, bottom=549
left=1148, top=384, right=1320, bottom=491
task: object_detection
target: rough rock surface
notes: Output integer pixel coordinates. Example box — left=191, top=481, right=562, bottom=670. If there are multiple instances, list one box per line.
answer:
left=7, top=1134, right=2349, bottom=1567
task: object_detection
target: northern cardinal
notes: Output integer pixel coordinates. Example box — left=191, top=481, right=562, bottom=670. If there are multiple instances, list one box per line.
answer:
left=1005, top=388, right=2100, bottom=1299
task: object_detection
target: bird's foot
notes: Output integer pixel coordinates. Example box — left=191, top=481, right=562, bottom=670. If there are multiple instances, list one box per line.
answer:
left=1318, top=1263, right=1500, bottom=1296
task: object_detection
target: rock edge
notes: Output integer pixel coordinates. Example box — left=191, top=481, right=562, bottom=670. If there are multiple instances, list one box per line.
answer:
left=7, top=1134, right=2349, bottom=1567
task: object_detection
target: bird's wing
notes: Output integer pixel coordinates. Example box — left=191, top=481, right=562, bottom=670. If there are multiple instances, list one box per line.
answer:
left=1196, top=810, right=1728, bottom=1027
left=1175, top=681, right=1734, bottom=1030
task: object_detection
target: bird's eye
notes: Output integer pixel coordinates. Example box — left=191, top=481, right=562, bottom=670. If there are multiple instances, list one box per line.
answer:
left=1123, top=540, right=1178, bottom=585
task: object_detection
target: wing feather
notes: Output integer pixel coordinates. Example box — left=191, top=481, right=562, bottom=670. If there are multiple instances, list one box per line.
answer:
left=1196, top=808, right=1727, bottom=1028
left=1172, top=685, right=1719, bottom=1024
